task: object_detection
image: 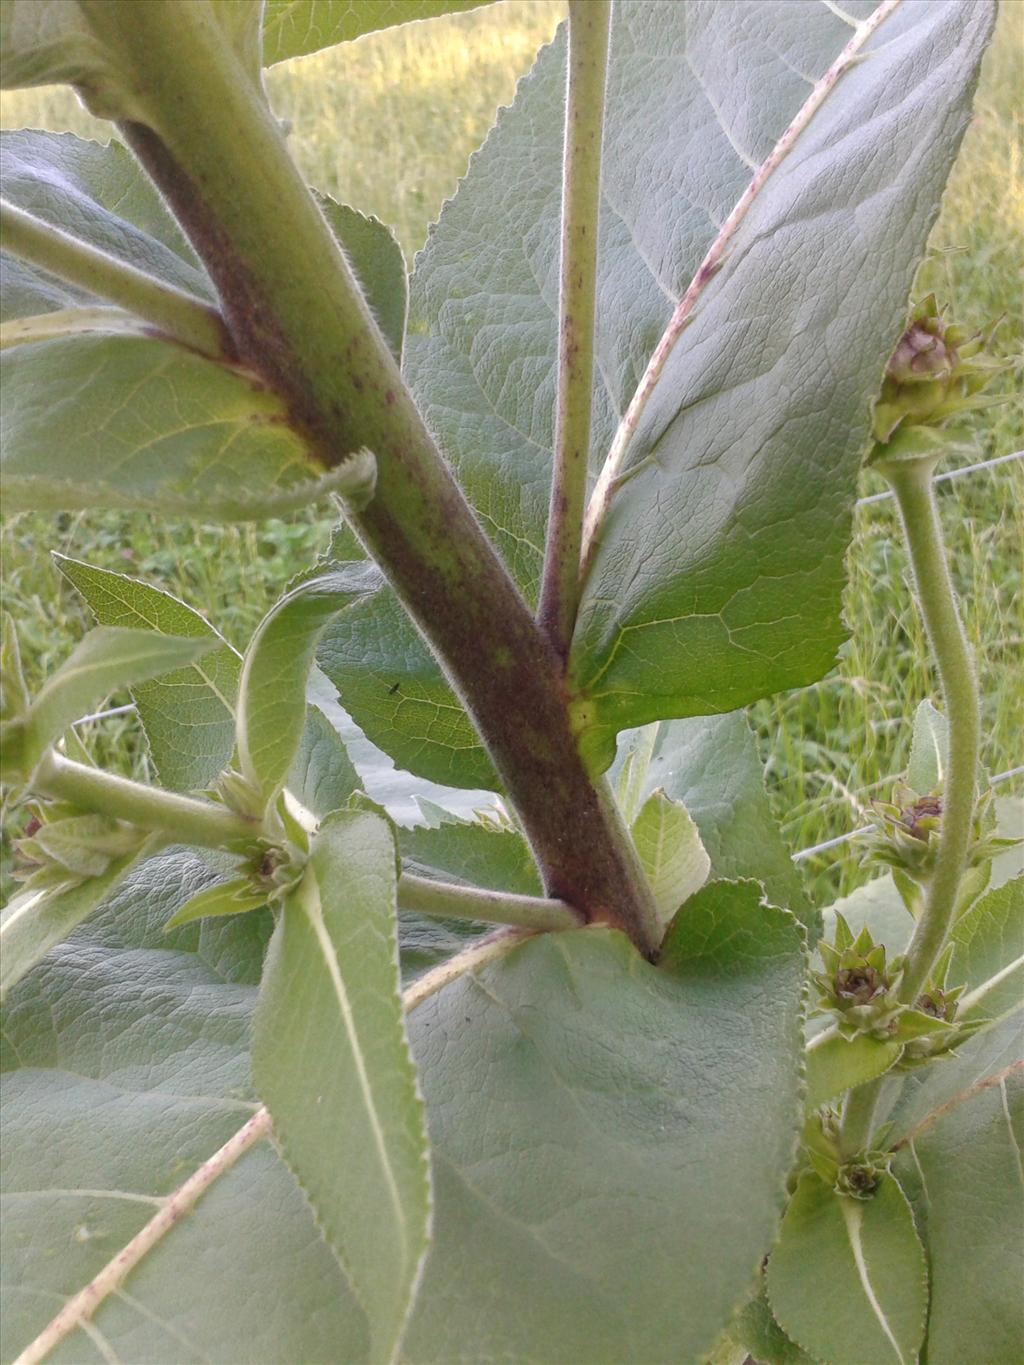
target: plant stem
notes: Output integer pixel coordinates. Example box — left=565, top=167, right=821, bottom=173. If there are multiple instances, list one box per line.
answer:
left=840, top=454, right=981, bottom=1157
left=0, top=198, right=229, bottom=358
left=33, top=751, right=259, bottom=850
left=17, top=929, right=527, bottom=1364
left=77, top=0, right=661, bottom=953
left=398, top=873, right=581, bottom=933
left=538, top=0, right=610, bottom=656
left=888, top=458, right=980, bottom=1002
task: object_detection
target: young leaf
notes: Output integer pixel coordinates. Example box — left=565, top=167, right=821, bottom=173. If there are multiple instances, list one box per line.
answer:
left=55, top=554, right=242, bottom=791
left=287, top=700, right=361, bottom=819
left=611, top=712, right=812, bottom=929
left=731, top=1284, right=818, bottom=1365
left=261, top=0, right=496, bottom=65
left=23, top=626, right=217, bottom=769
left=907, top=698, right=950, bottom=793
left=893, top=1065, right=1023, bottom=1364
left=805, top=1032, right=902, bottom=1112
left=0, top=835, right=158, bottom=999
left=1, top=847, right=367, bottom=1363
left=402, top=880, right=806, bottom=1362
left=767, top=1173, right=928, bottom=1365
left=630, top=788, right=710, bottom=927
left=1, top=331, right=373, bottom=519
left=317, top=195, right=407, bottom=365
left=253, top=809, right=429, bottom=1362
left=237, top=565, right=381, bottom=813
left=163, top=876, right=267, bottom=930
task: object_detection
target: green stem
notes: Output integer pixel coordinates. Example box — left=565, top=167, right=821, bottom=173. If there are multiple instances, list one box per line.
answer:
left=888, top=458, right=980, bottom=1002
left=0, top=198, right=229, bottom=358
left=537, top=0, right=610, bottom=656
left=76, top=0, right=661, bottom=954
left=34, top=751, right=259, bottom=850
left=840, top=453, right=980, bottom=1157
left=397, top=873, right=581, bottom=933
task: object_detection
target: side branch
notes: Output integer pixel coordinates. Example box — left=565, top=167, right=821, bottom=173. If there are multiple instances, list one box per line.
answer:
left=538, top=0, right=611, bottom=655
left=579, top=0, right=902, bottom=577
left=398, top=872, right=581, bottom=932
left=0, top=198, right=229, bottom=359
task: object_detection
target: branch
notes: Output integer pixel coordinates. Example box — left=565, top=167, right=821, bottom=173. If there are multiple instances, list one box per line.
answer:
left=398, top=872, right=581, bottom=932
left=75, top=0, right=661, bottom=953
left=0, top=198, right=229, bottom=359
left=15, top=930, right=528, bottom=1365
left=579, top=0, right=902, bottom=578
left=538, top=0, right=611, bottom=656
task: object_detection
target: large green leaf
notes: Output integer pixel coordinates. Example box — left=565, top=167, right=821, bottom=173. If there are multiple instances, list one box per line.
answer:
left=253, top=809, right=429, bottom=1362
left=567, top=1, right=994, bottom=760
left=55, top=554, right=241, bottom=791
left=950, top=874, right=1023, bottom=1020
left=0, top=847, right=369, bottom=1363
left=893, top=1064, right=1024, bottom=1365
left=237, top=566, right=381, bottom=812
left=767, top=1172, right=928, bottom=1365
left=318, top=581, right=498, bottom=790
left=23, top=626, right=217, bottom=768
left=402, top=880, right=806, bottom=1363
left=611, top=712, right=812, bottom=927
left=404, top=0, right=992, bottom=757
left=262, top=0, right=496, bottom=65
left=288, top=698, right=361, bottom=818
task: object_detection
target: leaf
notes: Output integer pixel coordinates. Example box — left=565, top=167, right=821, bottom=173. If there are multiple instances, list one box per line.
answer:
left=731, top=1283, right=819, bottom=1365
left=24, top=626, right=216, bottom=768
left=0, top=330, right=376, bottom=519
left=163, top=875, right=267, bottom=930
left=55, top=554, right=241, bottom=791
left=0, top=837, right=157, bottom=1000
left=767, top=1173, right=928, bottom=1365
left=252, top=809, right=429, bottom=1362
left=402, top=880, right=806, bottom=1363
left=567, top=2, right=994, bottom=759
left=317, top=195, right=407, bottom=365
left=805, top=1032, right=902, bottom=1113
left=611, top=712, right=812, bottom=929
left=261, top=0, right=496, bottom=65
left=318, top=581, right=498, bottom=790
left=237, top=565, right=381, bottom=813
left=950, top=874, right=1023, bottom=1020
left=1, top=846, right=369, bottom=1363
left=630, top=788, right=710, bottom=927
left=893, top=1064, right=1023, bottom=1364
left=907, top=698, right=949, bottom=794
left=288, top=699, right=360, bottom=818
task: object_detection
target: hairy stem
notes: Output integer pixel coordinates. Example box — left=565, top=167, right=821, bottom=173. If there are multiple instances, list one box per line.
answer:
left=398, top=873, right=581, bottom=932
left=841, top=453, right=981, bottom=1157
left=538, top=0, right=611, bottom=655
left=0, top=198, right=229, bottom=358
left=33, top=751, right=258, bottom=849
left=579, top=0, right=902, bottom=578
left=887, top=458, right=980, bottom=1002
left=77, top=0, right=660, bottom=953
left=17, top=930, right=527, bottom=1365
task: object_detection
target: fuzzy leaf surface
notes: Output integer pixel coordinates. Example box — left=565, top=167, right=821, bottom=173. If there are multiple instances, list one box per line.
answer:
left=237, top=565, right=381, bottom=811
left=0, top=847, right=375, bottom=1363
left=894, top=1065, right=1024, bottom=1364
left=767, top=1173, right=928, bottom=1365
left=402, top=880, right=805, bottom=1363
left=24, top=626, right=216, bottom=766
left=262, top=0, right=495, bottom=64
left=630, top=788, right=710, bottom=927
left=805, top=1032, right=902, bottom=1113
left=55, top=555, right=241, bottom=791
left=253, top=810, right=429, bottom=1362
left=907, top=698, right=950, bottom=794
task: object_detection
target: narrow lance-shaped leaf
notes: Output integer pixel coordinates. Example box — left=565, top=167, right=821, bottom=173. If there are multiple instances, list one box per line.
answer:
left=907, top=698, right=950, bottom=793
left=767, top=1172, right=928, bottom=1365
left=55, top=553, right=242, bottom=792
left=253, top=809, right=430, bottom=1362
left=237, top=564, right=382, bottom=813
left=261, top=0, right=497, bottom=65
left=805, top=1032, right=902, bottom=1112
left=630, top=788, right=710, bottom=927
left=23, top=626, right=217, bottom=770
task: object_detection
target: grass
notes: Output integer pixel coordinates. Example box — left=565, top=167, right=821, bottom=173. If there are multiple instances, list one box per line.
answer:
left=1, top=0, right=1020, bottom=908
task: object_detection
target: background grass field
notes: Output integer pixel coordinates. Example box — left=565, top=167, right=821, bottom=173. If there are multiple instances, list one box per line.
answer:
left=2, top=0, right=1021, bottom=907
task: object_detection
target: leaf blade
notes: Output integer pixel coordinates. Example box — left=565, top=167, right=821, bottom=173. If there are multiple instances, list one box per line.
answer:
left=261, top=0, right=497, bottom=65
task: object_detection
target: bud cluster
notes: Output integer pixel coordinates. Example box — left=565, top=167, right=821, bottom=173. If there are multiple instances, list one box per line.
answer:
left=804, top=1110, right=891, bottom=1200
